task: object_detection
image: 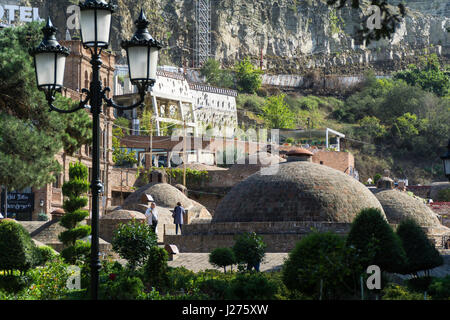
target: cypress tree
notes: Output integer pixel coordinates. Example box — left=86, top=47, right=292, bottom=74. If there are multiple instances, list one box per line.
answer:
left=396, top=219, right=443, bottom=277
left=346, top=208, right=408, bottom=274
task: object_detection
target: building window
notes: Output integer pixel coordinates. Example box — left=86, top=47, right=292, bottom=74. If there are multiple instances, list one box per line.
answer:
left=52, top=173, right=60, bottom=188
left=84, top=71, right=89, bottom=89
left=320, top=161, right=324, bottom=165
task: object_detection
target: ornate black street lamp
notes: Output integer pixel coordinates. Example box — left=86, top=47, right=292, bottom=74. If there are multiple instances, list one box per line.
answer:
left=30, top=1, right=162, bottom=300
left=441, top=140, right=450, bottom=182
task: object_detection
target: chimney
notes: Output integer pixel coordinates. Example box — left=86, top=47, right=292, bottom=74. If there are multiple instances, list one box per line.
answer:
left=286, top=147, right=313, bottom=162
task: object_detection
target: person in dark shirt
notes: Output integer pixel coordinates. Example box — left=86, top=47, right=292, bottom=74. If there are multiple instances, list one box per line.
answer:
left=172, top=202, right=185, bottom=235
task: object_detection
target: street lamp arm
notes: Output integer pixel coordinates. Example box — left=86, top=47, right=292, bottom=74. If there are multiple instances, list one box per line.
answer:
left=47, top=88, right=91, bottom=114
left=102, top=83, right=150, bottom=111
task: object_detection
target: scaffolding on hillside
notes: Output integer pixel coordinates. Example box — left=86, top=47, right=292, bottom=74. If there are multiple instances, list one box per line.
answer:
left=194, top=0, right=211, bottom=68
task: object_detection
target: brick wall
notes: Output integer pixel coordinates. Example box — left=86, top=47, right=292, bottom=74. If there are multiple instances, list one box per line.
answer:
left=311, top=150, right=355, bottom=174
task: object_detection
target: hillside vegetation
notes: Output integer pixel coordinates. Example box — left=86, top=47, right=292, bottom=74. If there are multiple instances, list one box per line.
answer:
left=202, top=55, right=450, bottom=184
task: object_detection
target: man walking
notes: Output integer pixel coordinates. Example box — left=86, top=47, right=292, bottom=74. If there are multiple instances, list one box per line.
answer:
left=145, top=202, right=158, bottom=234
left=172, top=202, right=185, bottom=235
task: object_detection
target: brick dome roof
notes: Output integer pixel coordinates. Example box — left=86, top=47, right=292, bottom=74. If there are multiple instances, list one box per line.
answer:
left=374, top=189, right=442, bottom=226
left=101, top=210, right=145, bottom=220
left=213, top=161, right=385, bottom=223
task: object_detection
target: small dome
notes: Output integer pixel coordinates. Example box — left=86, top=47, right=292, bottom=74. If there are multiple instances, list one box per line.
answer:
left=374, top=189, right=441, bottom=226
left=122, top=183, right=212, bottom=221
left=286, top=147, right=313, bottom=157
left=176, top=162, right=227, bottom=171
left=214, top=161, right=385, bottom=223
left=101, top=210, right=145, bottom=220
left=123, top=183, right=192, bottom=209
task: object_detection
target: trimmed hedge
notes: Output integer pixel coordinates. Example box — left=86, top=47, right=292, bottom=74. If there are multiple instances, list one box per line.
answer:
left=0, top=220, right=38, bottom=274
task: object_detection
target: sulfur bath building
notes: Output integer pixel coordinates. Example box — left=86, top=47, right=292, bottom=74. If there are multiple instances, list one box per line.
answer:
left=164, top=148, right=386, bottom=252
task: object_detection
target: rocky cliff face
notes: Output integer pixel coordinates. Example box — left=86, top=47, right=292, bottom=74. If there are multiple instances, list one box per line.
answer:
left=23, top=0, right=449, bottom=74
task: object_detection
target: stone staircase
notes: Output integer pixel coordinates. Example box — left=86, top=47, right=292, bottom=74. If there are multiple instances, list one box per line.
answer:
left=18, top=220, right=113, bottom=255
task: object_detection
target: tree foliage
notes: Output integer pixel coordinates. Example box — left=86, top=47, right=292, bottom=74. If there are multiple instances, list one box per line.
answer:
left=59, top=162, right=91, bottom=265
left=334, top=69, right=449, bottom=163
left=232, top=232, right=266, bottom=271
left=0, top=21, right=91, bottom=191
left=112, top=126, right=138, bottom=167
left=346, top=208, right=407, bottom=273
left=234, top=58, right=263, bottom=94
left=394, top=54, right=450, bottom=97
left=112, top=219, right=157, bottom=270
left=0, top=220, right=39, bottom=274
left=261, top=94, right=296, bottom=129
left=200, top=59, right=234, bottom=89
left=396, top=219, right=443, bottom=277
left=209, top=248, right=236, bottom=273
left=282, top=232, right=356, bottom=299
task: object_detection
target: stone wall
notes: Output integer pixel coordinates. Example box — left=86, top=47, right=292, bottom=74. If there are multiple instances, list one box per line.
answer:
left=407, top=185, right=431, bottom=199
left=429, top=202, right=450, bottom=228
left=164, top=221, right=352, bottom=253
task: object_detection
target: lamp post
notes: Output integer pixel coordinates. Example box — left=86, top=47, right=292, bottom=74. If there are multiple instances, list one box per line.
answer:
left=30, top=1, right=162, bottom=300
left=441, top=140, right=450, bottom=182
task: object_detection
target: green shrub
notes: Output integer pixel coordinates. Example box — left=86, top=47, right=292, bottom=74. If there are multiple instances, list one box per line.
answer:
left=0, top=220, right=38, bottom=274
left=406, top=277, right=434, bottom=293
left=167, top=267, right=197, bottom=293
left=209, top=248, right=236, bottom=272
left=27, top=257, right=72, bottom=300
left=346, top=208, right=407, bottom=273
left=35, top=246, right=57, bottom=266
left=437, top=188, right=450, bottom=202
left=227, top=272, right=277, bottom=300
left=101, top=272, right=145, bottom=300
left=37, top=212, right=49, bottom=221
left=197, top=278, right=230, bottom=300
left=233, top=232, right=266, bottom=271
left=282, top=232, right=356, bottom=299
left=60, top=240, right=90, bottom=266
left=60, top=210, right=89, bottom=229
left=373, top=174, right=382, bottom=185
left=428, top=275, right=450, bottom=300
left=396, top=219, right=443, bottom=276
left=235, top=57, right=263, bottom=94
left=382, top=284, right=426, bottom=300
left=112, top=219, right=157, bottom=269
left=143, top=246, right=170, bottom=290
left=62, top=197, right=88, bottom=213
left=0, top=275, right=30, bottom=294
left=58, top=225, right=91, bottom=245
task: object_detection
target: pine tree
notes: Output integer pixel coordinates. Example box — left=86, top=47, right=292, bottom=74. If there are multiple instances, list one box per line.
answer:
left=0, top=21, right=91, bottom=191
left=58, top=162, right=91, bottom=265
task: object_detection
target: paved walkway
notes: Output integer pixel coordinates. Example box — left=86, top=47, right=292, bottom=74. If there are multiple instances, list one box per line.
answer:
left=118, top=251, right=450, bottom=276
left=166, top=252, right=450, bottom=276
left=167, top=253, right=289, bottom=273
